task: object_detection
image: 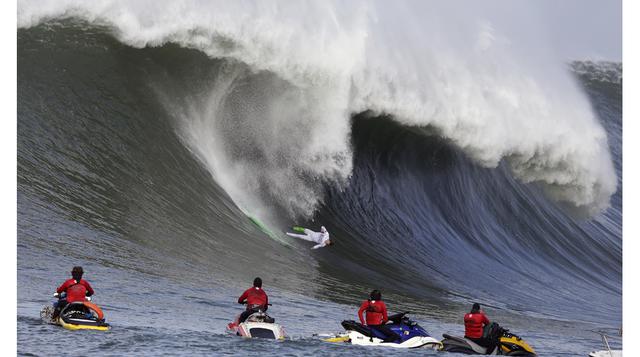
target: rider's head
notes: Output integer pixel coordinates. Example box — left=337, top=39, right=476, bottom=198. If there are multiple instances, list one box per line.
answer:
left=253, top=277, right=262, bottom=288
left=471, top=303, right=481, bottom=313
left=325, top=240, right=334, bottom=246
left=320, top=226, right=327, bottom=233
left=369, top=289, right=382, bottom=301
left=71, top=266, right=84, bottom=282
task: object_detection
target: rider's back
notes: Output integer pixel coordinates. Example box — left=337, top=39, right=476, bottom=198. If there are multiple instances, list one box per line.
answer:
left=464, top=312, right=490, bottom=339
left=57, top=278, right=93, bottom=302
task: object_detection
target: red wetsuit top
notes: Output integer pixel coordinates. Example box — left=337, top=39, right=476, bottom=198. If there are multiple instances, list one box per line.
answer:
left=238, top=287, right=268, bottom=310
left=57, top=279, right=94, bottom=303
left=358, top=300, right=388, bottom=326
left=464, top=311, right=490, bottom=339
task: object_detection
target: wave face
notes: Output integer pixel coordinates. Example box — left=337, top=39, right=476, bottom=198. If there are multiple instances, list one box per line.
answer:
left=18, top=0, right=617, bottom=216
left=18, top=0, right=621, bottom=339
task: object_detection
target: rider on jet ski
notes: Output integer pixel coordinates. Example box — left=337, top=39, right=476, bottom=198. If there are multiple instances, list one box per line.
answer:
left=464, top=303, right=492, bottom=349
left=52, top=266, right=94, bottom=319
left=358, top=290, right=400, bottom=342
left=237, top=277, right=269, bottom=323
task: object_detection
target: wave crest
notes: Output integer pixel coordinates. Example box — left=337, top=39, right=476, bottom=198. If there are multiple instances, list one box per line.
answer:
left=18, top=0, right=618, bottom=215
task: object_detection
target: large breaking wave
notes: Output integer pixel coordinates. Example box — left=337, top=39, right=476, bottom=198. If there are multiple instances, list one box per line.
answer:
left=18, top=0, right=617, bottom=218
left=17, top=0, right=622, bottom=327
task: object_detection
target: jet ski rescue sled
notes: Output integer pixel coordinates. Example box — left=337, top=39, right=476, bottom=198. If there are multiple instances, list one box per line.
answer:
left=41, top=295, right=110, bottom=331
left=588, top=330, right=622, bottom=357
left=227, top=308, right=285, bottom=340
left=327, top=312, right=441, bottom=349
left=440, top=323, right=535, bottom=355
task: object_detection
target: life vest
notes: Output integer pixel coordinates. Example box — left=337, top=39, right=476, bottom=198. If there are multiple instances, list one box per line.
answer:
left=464, top=312, right=490, bottom=339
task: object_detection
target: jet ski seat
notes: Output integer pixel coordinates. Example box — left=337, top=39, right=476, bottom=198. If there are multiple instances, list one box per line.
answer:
left=246, top=312, right=275, bottom=323
left=442, top=334, right=488, bottom=354
left=341, top=320, right=374, bottom=337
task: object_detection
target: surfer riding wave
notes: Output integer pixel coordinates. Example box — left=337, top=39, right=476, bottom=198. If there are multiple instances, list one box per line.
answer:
left=286, top=226, right=333, bottom=249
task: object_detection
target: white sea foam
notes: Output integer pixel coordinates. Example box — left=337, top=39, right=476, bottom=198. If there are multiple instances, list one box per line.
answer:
left=18, top=0, right=618, bottom=216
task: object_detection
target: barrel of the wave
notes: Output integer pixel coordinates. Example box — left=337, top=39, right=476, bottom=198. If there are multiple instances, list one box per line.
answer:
left=40, top=294, right=111, bottom=331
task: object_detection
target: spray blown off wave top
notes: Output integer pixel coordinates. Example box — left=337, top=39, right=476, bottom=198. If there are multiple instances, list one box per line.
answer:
left=18, top=0, right=617, bottom=217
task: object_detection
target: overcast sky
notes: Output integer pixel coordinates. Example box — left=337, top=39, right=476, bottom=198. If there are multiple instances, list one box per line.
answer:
left=533, top=0, right=621, bottom=61
left=448, top=0, right=622, bottom=62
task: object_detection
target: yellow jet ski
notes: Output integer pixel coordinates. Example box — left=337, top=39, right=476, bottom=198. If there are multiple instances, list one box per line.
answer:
left=440, top=323, right=535, bottom=355
left=41, top=295, right=110, bottom=331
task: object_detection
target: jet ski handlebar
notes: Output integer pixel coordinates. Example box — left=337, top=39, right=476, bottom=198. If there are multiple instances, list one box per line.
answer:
left=53, top=292, right=91, bottom=301
left=387, top=311, right=410, bottom=323
left=241, top=302, right=272, bottom=306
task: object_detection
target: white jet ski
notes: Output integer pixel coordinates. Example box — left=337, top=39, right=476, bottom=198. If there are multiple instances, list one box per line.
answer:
left=325, top=312, right=441, bottom=349
left=588, top=330, right=622, bottom=357
left=227, top=308, right=285, bottom=340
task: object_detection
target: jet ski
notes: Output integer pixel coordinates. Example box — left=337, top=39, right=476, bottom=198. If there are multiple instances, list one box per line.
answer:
left=440, top=323, right=535, bottom=355
left=330, top=312, right=442, bottom=349
left=227, top=305, right=285, bottom=340
left=40, top=293, right=110, bottom=331
left=588, top=330, right=622, bottom=357
left=589, top=351, right=622, bottom=357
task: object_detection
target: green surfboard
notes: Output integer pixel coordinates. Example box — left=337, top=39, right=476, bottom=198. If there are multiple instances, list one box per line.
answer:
left=247, top=215, right=290, bottom=246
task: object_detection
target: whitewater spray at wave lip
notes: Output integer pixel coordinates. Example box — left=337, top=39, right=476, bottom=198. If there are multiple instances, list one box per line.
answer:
left=18, top=0, right=617, bottom=219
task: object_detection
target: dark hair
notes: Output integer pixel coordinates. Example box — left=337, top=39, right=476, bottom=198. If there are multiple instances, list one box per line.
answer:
left=72, top=266, right=84, bottom=281
left=369, top=289, right=382, bottom=301
left=471, top=303, right=481, bottom=313
left=253, top=277, right=262, bottom=288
